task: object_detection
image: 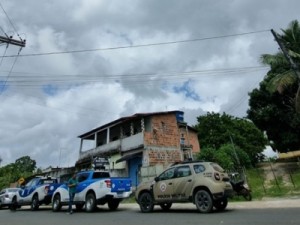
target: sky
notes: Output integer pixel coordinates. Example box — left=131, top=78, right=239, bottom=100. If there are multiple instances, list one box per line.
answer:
left=0, top=0, right=297, bottom=168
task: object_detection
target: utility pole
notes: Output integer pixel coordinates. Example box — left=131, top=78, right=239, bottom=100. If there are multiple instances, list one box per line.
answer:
left=271, top=29, right=300, bottom=112
left=0, top=35, right=26, bottom=47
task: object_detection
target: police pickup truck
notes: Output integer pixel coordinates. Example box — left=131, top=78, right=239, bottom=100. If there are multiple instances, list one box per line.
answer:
left=52, top=170, right=132, bottom=212
left=9, top=176, right=60, bottom=211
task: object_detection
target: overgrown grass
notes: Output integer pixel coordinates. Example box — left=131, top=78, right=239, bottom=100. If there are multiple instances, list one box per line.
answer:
left=244, top=168, right=300, bottom=200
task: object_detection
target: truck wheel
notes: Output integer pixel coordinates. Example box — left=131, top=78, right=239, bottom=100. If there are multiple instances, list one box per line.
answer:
left=194, top=190, right=213, bottom=213
left=85, top=193, right=96, bottom=212
left=52, top=194, right=62, bottom=212
left=108, top=200, right=120, bottom=211
left=213, top=198, right=228, bottom=211
left=159, top=203, right=172, bottom=211
left=31, top=195, right=39, bottom=211
left=138, top=192, right=154, bottom=213
left=9, top=196, right=18, bottom=211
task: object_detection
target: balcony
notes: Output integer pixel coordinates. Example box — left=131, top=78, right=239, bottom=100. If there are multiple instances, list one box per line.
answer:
left=79, top=132, right=144, bottom=160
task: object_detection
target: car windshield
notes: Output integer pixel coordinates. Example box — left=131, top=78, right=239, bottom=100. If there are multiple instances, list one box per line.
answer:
left=8, top=188, right=19, bottom=192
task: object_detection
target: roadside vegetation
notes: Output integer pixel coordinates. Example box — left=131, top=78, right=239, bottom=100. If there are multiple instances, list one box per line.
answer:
left=233, top=164, right=300, bottom=201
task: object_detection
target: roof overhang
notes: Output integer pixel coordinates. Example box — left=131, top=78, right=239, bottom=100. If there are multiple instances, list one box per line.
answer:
left=116, top=151, right=143, bottom=163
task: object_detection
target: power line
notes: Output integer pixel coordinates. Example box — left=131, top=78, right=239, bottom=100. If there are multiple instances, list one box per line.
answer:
left=0, top=1, right=20, bottom=39
left=2, top=29, right=270, bottom=58
left=0, top=47, right=22, bottom=94
left=0, top=66, right=269, bottom=87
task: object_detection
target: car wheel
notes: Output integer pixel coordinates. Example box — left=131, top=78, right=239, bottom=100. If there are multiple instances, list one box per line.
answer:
left=85, top=193, right=96, bottom=212
left=159, top=203, right=172, bottom=211
left=75, top=203, right=84, bottom=211
left=138, top=192, right=154, bottom=213
left=108, top=199, right=120, bottom=211
left=31, top=195, right=39, bottom=211
left=213, top=198, right=228, bottom=211
left=194, top=190, right=213, bottom=213
left=9, top=196, right=18, bottom=211
left=52, top=194, right=62, bottom=212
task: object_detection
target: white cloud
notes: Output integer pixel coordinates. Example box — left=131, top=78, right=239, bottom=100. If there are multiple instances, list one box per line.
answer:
left=0, top=0, right=299, bottom=168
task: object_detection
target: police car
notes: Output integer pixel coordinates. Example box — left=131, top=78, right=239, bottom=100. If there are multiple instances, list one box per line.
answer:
left=9, top=176, right=61, bottom=211
left=52, top=158, right=132, bottom=212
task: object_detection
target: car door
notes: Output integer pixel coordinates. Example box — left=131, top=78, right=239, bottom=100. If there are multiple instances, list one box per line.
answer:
left=152, top=167, right=176, bottom=202
left=172, top=165, right=194, bottom=200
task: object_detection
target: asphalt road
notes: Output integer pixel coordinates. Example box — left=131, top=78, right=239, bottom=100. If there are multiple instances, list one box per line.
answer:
left=1, top=199, right=300, bottom=225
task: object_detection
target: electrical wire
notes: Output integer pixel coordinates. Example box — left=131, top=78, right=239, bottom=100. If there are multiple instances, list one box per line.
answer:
left=0, top=1, right=22, bottom=41
left=0, top=46, right=22, bottom=94
left=2, top=30, right=270, bottom=58
left=0, top=66, right=269, bottom=88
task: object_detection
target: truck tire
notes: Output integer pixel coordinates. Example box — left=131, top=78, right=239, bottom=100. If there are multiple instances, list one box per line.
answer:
left=52, top=194, right=62, bottom=212
left=138, top=192, right=154, bottom=213
left=31, top=195, right=39, bottom=211
left=85, top=193, right=96, bottom=212
left=194, top=190, right=213, bottom=213
left=9, top=196, right=18, bottom=211
left=108, top=199, right=120, bottom=211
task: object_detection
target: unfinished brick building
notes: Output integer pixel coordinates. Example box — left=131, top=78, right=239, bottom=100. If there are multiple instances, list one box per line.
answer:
left=75, top=110, right=200, bottom=186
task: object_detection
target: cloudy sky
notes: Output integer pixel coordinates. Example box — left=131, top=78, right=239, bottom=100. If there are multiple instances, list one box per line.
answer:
left=0, top=0, right=297, bottom=168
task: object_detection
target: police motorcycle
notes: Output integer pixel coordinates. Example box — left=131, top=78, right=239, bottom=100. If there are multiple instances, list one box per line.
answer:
left=229, top=172, right=252, bottom=201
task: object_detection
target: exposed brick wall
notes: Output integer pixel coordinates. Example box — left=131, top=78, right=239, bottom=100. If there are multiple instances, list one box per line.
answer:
left=147, top=148, right=182, bottom=166
left=142, top=113, right=201, bottom=166
left=144, top=114, right=180, bottom=147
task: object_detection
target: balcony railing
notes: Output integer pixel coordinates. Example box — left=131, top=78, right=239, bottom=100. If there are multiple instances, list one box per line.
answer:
left=79, top=132, right=144, bottom=160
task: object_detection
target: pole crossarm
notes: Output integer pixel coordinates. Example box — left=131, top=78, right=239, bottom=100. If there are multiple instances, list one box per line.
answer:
left=0, top=35, right=26, bottom=47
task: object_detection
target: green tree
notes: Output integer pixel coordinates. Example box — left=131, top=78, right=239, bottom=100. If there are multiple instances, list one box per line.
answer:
left=14, top=156, right=36, bottom=173
left=0, top=156, right=37, bottom=189
left=262, top=20, right=300, bottom=112
left=248, top=20, right=300, bottom=152
left=247, top=76, right=300, bottom=152
left=194, top=112, right=267, bottom=165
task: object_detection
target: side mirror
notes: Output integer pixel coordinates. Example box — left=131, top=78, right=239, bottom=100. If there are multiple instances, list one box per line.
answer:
left=154, top=177, right=159, bottom=182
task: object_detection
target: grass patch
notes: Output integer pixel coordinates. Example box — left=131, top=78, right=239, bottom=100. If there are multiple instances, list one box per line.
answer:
left=244, top=167, right=300, bottom=200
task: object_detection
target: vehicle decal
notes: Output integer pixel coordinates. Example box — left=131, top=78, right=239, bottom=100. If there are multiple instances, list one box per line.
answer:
left=160, top=182, right=167, bottom=192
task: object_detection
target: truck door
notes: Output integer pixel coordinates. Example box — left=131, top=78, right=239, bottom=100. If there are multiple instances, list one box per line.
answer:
left=153, top=167, right=176, bottom=202
left=172, top=166, right=194, bottom=200
left=74, top=173, right=89, bottom=201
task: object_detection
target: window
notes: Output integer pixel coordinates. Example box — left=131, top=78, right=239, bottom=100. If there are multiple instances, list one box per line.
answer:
left=158, top=168, right=176, bottom=180
left=176, top=166, right=191, bottom=178
left=77, top=173, right=89, bottom=182
left=92, top=172, right=110, bottom=179
left=193, top=164, right=206, bottom=174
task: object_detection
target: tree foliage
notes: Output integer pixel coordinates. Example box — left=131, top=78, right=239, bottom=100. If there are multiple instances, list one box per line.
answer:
left=248, top=20, right=300, bottom=152
left=194, top=112, right=267, bottom=167
left=0, top=156, right=36, bottom=190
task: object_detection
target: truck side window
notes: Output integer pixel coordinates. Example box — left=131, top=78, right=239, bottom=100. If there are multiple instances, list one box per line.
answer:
left=77, top=173, right=89, bottom=182
left=176, top=166, right=191, bottom=178
left=158, top=168, right=175, bottom=181
left=93, top=172, right=110, bottom=179
left=193, top=164, right=205, bottom=174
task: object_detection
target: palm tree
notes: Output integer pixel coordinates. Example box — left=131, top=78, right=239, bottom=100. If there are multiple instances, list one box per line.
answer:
left=261, top=20, right=300, bottom=112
